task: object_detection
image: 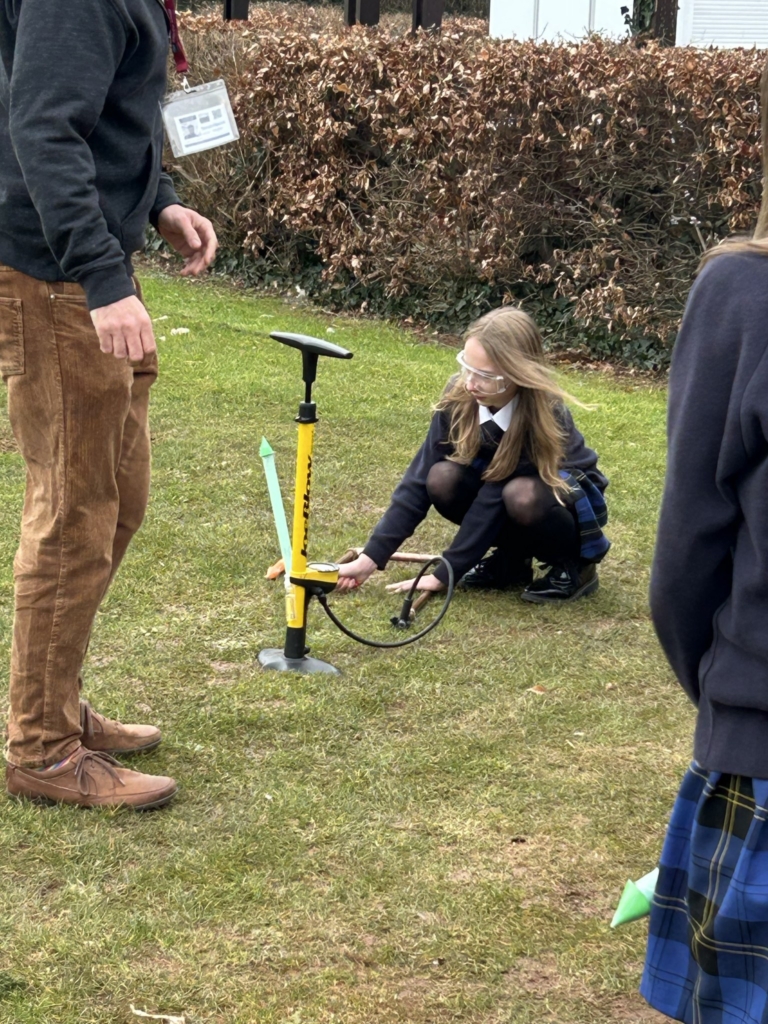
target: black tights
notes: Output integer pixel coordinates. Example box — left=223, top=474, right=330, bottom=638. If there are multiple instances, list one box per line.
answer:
left=425, top=461, right=580, bottom=565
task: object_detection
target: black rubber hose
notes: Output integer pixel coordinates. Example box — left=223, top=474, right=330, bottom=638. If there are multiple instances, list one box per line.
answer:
left=315, top=556, right=455, bottom=649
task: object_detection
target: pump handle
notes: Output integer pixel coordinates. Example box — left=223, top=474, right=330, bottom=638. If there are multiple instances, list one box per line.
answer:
left=271, top=332, right=352, bottom=362
left=271, top=332, right=353, bottom=396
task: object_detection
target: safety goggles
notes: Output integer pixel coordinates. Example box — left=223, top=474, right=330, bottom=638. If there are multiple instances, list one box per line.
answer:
left=455, top=350, right=509, bottom=395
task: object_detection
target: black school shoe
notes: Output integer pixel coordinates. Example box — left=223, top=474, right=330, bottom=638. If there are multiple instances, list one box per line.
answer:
left=460, top=549, right=533, bottom=590
left=521, top=561, right=599, bottom=604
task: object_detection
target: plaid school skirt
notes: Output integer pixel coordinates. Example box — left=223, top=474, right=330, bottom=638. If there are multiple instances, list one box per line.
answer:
left=641, top=764, right=768, bottom=1023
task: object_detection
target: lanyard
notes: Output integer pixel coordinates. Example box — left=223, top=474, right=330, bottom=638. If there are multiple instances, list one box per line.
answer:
left=163, top=0, right=189, bottom=76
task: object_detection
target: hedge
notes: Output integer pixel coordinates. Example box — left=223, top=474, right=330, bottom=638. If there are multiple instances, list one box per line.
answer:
left=172, top=6, right=765, bottom=367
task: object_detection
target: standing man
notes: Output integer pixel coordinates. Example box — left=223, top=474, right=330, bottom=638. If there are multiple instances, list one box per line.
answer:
left=0, top=0, right=217, bottom=808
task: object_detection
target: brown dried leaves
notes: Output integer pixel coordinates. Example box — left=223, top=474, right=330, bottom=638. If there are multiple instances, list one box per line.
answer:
left=177, top=10, right=766, bottom=363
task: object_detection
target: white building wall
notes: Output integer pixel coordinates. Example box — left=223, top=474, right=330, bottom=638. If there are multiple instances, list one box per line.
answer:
left=676, top=0, right=768, bottom=47
left=490, top=0, right=627, bottom=41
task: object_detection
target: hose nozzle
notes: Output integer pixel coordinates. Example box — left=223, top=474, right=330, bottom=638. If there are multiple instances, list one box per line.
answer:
left=390, top=597, right=414, bottom=630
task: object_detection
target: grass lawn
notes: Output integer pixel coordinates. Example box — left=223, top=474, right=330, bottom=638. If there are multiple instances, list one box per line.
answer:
left=0, top=272, right=679, bottom=1024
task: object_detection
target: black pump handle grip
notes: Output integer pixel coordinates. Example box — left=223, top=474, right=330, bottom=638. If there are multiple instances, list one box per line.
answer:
left=271, top=332, right=353, bottom=393
left=270, top=332, right=353, bottom=361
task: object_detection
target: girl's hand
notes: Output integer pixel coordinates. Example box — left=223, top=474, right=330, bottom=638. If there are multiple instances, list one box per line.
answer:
left=385, top=574, right=446, bottom=594
left=336, top=553, right=377, bottom=592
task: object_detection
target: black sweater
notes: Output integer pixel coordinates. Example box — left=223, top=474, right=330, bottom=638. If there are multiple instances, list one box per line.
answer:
left=651, top=251, right=768, bottom=777
left=0, top=0, right=180, bottom=310
left=363, top=401, right=607, bottom=585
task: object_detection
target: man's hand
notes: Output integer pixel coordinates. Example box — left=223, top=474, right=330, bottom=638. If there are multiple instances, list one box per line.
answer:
left=157, top=204, right=217, bottom=277
left=90, top=295, right=156, bottom=362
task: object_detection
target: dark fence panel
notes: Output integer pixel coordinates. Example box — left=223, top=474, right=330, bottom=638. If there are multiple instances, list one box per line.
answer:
left=413, top=0, right=444, bottom=29
left=178, top=0, right=489, bottom=17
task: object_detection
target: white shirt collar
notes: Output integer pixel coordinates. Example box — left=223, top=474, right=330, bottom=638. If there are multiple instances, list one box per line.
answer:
left=478, top=395, right=518, bottom=432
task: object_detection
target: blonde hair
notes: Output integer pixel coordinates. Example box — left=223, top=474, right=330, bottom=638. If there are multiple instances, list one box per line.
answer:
left=700, top=56, right=768, bottom=268
left=437, top=307, right=578, bottom=494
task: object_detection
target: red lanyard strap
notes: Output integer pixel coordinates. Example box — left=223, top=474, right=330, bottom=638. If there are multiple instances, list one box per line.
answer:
left=164, top=0, right=189, bottom=75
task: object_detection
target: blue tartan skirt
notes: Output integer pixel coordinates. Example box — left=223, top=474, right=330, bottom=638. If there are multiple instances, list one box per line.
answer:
left=641, top=763, right=768, bottom=1023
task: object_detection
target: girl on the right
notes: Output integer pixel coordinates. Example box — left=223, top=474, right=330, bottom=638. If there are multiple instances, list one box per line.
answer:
left=641, top=59, right=768, bottom=1024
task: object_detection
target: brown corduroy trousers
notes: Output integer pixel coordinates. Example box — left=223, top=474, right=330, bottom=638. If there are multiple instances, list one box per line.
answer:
left=0, top=265, right=157, bottom=768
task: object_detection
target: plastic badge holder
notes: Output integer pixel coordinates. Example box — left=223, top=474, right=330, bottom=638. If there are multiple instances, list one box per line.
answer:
left=161, top=79, right=239, bottom=158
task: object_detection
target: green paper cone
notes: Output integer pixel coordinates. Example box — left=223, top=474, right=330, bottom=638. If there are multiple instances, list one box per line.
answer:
left=260, top=436, right=292, bottom=575
left=635, top=868, right=659, bottom=902
left=610, top=867, right=659, bottom=928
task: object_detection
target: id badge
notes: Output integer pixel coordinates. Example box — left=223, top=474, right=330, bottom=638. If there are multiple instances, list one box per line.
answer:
left=161, top=79, right=239, bottom=157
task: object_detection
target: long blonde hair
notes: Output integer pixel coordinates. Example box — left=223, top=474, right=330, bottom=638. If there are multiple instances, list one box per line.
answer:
left=437, top=307, right=576, bottom=494
left=700, top=56, right=768, bottom=268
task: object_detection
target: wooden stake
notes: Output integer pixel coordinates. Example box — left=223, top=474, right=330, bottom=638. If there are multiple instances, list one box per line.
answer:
left=337, top=548, right=361, bottom=565
left=339, top=547, right=438, bottom=565
left=409, top=589, right=436, bottom=620
left=335, top=548, right=442, bottom=621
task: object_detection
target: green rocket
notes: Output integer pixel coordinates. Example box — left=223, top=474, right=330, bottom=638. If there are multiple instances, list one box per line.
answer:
left=260, top=436, right=292, bottom=576
left=611, top=867, right=659, bottom=928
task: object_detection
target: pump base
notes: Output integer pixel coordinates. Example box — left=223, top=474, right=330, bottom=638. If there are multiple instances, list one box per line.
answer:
left=258, top=648, right=340, bottom=675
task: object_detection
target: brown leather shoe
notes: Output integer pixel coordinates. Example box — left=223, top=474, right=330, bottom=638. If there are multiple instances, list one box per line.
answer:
left=6, top=746, right=177, bottom=809
left=80, top=699, right=162, bottom=756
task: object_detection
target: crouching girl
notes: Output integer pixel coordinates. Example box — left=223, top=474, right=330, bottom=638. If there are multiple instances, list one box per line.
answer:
left=337, top=307, right=609, bottom=602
